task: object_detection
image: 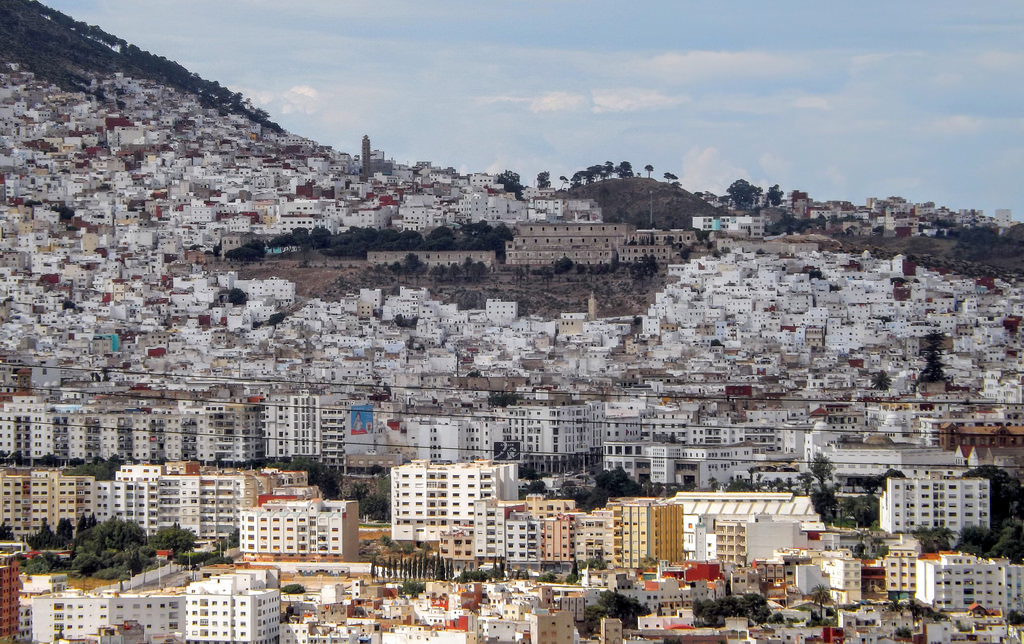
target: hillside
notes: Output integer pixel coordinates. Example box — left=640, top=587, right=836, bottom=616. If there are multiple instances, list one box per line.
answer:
left=566, top=177, right=725, bottom=229
left=0, top=0, right=281, bottom=131
left=835, top=225, right=1024, bottom=281
left=232, top=258, right=670, bottom=319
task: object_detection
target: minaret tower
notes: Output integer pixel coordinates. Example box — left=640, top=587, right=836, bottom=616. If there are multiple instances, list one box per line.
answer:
left=360, top=135, right=371, bottom=182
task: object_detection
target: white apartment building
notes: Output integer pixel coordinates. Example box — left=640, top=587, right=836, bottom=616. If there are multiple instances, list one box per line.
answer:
left=93, top=464, right=266, bottom=539
left=820, top=551, right=863, bottom=603
left=391, top=460, right=518, bottom=542
left=193, top=401, right=266, bottom=464
left=240, top=499, right=359, bottom=561
left=185, top=570, right=280, bottom=644
left=916, top=553, right=1024, bottom=613
left=692, top=214, right=764, bottom=237
left=603, top=441, right=756, bottom=488
left=665, top=492, right=821, bottom=560
left=879, top=476, right=990, bottom=533
left=95, top=463, right=163, bottom=533
left=31, top=590, right=184, bottom=643
left=263, top=391, right=324, bottom=459
left=498, top=402, right=604, bottom=472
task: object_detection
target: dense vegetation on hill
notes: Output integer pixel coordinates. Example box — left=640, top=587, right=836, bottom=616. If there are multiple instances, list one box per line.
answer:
left=226, top=222, right=514, bottom=263
left=0, top=0, right=282, bottom=131
left=566, top=177, right=725, bottom=230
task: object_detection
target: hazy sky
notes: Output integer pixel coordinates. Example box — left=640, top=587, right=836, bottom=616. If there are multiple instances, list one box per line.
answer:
left=47, top=1, right=1024, bottom=216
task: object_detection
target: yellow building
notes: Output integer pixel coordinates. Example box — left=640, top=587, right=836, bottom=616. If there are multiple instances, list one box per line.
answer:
left=883, top=535, right=921, bottom=599
left=525, top=494, right=576, bottom=519
left=609, top=498, right=685, bottom=568
left=0, top=469, right=94, bottom=538
left=528, top=609, right=576, bottom=644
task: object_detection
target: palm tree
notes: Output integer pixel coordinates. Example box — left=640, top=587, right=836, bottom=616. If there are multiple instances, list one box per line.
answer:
left=797, top=471, right=815, bottom=495
left=644, top=164, right=654, bottom=178
left=810, top=585, right=832, bottom=622
left=871, top=371, right=892, bottom=390
left=558, top=175, right=568, bottom=189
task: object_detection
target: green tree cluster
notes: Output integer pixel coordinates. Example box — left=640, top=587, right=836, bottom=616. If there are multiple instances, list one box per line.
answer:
left=495, top=171, right=525, bottom=200
left=563, top=468, right=643, bottom=512
left=566, top=161, right=638, bottom=187
left=224, top=240, right=266, bottom=262
left=628, top=254, right=658, bottom=281
left=487, top=391, right=521, bottom=408
left=65, top=456, right=122, bottom=480
left=583, top=591, right=648, bottom=633
left=692, top=593, right=771, bottom=627
left=260, top=459, right=390, bottom=521
left=319, top=223, right=512, bottom=261
left=268, top=227, right=332, bottom=250
left=726, top=179, right=763, bottom=210
left=838, top=495, right=880, bottom=528
left=372, top=551, right=455, bottom=582
left=427, top=258, right=488, bottom=282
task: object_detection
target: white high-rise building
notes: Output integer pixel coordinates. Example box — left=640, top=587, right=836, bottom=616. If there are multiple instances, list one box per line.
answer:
left=498, top=402, right=604, bottom=472
left=391, top=460, right=518, bottom=542
left=240, top=499, right=359, bottom=561
left=185, top=570, right=280, bottom=644
left=879, top=476, right=990, bottom=534
left=263, top=391, right=335, bottom=459
left=32, top=591, right=184, bottom=643
left=916, top=553, right=1024, bottom=613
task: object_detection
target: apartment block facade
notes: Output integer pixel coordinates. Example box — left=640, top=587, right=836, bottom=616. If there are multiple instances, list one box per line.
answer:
left=609, top=498, right=686, bottom=569
left=916, top=553, right=1024, bottom=613
left=240, top=499, right=359, bottom=562
left=879, top=476, right=990, bottom=533
left=391, top=460, right=518, bottom=542
left=184, top=570, right=280, bottom=644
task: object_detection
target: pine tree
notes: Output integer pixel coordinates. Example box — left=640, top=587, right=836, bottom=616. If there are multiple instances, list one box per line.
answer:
left=55, top=518, right=74, bottom=546
left=920, top=331, right=948, bottom=384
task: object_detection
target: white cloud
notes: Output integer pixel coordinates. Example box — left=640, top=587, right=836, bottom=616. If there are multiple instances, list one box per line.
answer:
left=643, top=50, right=812, bottom=84
left=591, top=89, right=686, bottom=113
left=792, top=96, right=830, bottom=110
left=477, top=95, right=530, bottom=107
left=928, top=115, right=985, bottom=135
left=529, top=92, right=587, bottom=113
left=758, top=153, right=791, bottom=180
left=233, top=84, right=325, bottom=116
left=679, top=147, right=749, bottom=195
left=975, top=51, right=1024, bottom=70
left=279, top=85, right=322, bottom=115
left=822, top=165, right=848, bottom=190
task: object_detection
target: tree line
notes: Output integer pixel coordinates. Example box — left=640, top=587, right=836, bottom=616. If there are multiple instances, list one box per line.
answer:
left=13, top=2, right=282, bottom=132
left=20, top=516, right=214, bottom=580
left=226, top=222, right=513, bottom=263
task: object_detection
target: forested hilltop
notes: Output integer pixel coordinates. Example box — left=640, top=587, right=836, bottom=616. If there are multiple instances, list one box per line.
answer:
left=0, top=0, right=281, bottom=131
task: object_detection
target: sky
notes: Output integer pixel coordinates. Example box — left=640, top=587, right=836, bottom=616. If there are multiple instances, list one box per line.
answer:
left=46, top=0, right=1024, bottom=217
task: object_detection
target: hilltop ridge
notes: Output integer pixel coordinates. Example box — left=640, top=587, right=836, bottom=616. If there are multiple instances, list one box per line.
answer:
left=0, top=0, right=281, bottom=131
left=566, top=177, right=725, bottom=230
